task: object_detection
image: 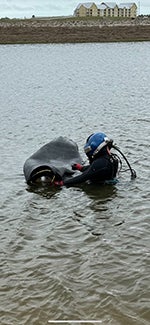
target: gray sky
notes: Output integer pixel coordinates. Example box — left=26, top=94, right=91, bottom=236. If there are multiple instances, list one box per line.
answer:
left=0, top=1, right=149, bottom=19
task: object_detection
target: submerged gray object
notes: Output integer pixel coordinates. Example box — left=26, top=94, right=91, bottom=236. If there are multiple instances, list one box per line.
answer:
left=23, top=136, right=83, bottom=185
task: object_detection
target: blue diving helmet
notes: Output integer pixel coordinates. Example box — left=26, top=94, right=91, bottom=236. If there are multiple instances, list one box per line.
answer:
left=84, top=132, right=112, bottom=158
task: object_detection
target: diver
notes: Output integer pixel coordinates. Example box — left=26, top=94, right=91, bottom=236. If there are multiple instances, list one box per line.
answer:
left=53, top=132, right=119, bottom=187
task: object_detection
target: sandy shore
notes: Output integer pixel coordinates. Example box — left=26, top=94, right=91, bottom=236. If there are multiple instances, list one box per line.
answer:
left=0, top=16, right=150, bottom=44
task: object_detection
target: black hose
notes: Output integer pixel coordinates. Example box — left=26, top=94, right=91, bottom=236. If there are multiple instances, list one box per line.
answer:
left=112, top=145, right=136, bottom=179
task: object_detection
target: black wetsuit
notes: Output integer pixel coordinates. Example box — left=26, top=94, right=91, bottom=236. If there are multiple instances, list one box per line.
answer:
left=63, top=153, right=118, bottom=186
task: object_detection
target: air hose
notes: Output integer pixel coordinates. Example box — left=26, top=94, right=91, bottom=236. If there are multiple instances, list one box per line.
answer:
left=112, top=144, right=136, bottom=179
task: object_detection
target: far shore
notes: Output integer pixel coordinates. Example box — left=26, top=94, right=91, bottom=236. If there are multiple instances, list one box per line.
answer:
left=0, top=16, right=150, bottom=44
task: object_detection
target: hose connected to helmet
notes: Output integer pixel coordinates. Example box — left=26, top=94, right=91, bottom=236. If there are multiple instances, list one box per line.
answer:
left=112, top=144, right=136, bottom=179
left=99, top=138, right=136, bottom=179
left=91, top=139, right=137, bottom=179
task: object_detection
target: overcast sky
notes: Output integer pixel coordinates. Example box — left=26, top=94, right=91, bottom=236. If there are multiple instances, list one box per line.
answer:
left=0, top=1, right=149, bottom=19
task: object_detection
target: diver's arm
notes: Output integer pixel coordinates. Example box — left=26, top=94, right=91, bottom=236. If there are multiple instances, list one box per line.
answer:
left=54, top=157, right=114, bottom=187
left=63, top=156, right=116, bottom=186
left=53, top=166, right=91, bottom=187
left=63, top=167, right=91, bottom=186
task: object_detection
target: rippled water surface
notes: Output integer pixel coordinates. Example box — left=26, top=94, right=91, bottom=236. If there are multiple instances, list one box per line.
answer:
left=0, top=42, right=150, bottom=325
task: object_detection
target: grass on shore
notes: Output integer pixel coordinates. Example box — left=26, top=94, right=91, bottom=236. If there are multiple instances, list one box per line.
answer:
left=0, top=15, right=145, bottom=24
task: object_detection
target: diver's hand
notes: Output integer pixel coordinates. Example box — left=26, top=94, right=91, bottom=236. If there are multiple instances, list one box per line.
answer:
left=72, top=163, right=83, bottom=171
left=53, top=180, right=64, bottom=186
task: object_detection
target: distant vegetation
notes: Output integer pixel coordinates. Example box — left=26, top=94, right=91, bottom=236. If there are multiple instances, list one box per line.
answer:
left=0, top=14, right=150, bottom=22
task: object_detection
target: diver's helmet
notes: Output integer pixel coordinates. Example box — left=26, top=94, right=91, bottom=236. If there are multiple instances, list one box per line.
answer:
left=84, top=132, right=113, bottom=159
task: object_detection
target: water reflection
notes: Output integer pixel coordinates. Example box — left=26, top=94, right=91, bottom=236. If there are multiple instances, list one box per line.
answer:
left=70, top=184, right=119, bottom=236
left=26, top=180, right=119, bottom=237
left=80, top=183, right=117, bottom=201
left=26, top=182, right=59, bottom=199
left=26, top=181, right=117, bottom=204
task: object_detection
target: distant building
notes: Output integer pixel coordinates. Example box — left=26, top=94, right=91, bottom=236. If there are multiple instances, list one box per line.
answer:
left=74, top=2, right=137, bottom=18
left=74, top=2, right=98, bottom=17
left=99, top=2, right=119, bottom=17
left=118, top=2, right=137, bottom=18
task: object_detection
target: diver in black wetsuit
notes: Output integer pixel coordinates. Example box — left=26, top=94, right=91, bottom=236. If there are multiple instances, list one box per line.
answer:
left=54, top=132, right=119, bottom=187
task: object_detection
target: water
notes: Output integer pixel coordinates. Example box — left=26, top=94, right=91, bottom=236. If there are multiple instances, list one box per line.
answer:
left=0, top=42, right=150, bottom=325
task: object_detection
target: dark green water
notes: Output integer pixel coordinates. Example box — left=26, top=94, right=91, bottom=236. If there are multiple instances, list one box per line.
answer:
left=0, top=42, right=150, bottom=325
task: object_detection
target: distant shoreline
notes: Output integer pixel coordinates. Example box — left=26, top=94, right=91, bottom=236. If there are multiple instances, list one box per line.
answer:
left=0, top=16, right=150, bottom=44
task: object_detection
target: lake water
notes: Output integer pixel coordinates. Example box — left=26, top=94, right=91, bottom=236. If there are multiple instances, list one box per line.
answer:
left=0, top=42, right=150, bottom=325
